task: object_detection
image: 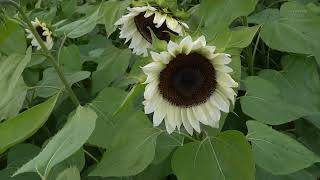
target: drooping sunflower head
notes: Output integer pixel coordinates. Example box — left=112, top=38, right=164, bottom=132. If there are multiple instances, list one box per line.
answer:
left=26, top=18, right=53, bottom=50
left=115, top=5, right=189, bottom=57
left=142, top=35, right=238, bottom=135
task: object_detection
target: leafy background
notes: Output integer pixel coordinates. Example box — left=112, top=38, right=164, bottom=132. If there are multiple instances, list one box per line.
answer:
left=0, top=0, right=320, bottom=179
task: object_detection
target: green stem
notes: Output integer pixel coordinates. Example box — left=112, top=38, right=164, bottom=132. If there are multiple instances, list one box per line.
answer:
left=251, top=31, right=261, bottom=73
left=246, top=45, right=254, bottom=76
left=83, top=148, right=99, bottom=163
left=3, top=0, right=80, bottom=106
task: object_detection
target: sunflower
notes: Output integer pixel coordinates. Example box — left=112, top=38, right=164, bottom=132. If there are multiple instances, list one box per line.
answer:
left=26, top=18, right=53, bottom=50
left=115, top=5, right=188, bottom=57
left=142, top=35, right=238, bottom=135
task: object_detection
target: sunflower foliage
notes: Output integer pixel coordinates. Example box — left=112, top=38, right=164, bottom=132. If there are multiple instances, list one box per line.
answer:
left=0, top=0, right=319, bottom=179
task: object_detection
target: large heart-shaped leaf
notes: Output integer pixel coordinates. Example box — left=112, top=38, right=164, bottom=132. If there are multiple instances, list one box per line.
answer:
left=172, top=130, right=255, bottom=180
left=247, top=121, right=320, bottom=175
left=249, top=2, right=320, bottom=65
left=241, top=55, right=320, bottom=125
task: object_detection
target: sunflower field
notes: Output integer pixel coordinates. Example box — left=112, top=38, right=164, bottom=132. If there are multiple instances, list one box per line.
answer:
left=0, top=0, right=320, bottom=179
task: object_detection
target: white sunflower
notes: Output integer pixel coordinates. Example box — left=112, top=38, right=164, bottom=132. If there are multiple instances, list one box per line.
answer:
left=142, top=35, right=238, bottom=135
left=26, top=18, right=53, bottom=50
left=115, top=5, right=189, bottom=57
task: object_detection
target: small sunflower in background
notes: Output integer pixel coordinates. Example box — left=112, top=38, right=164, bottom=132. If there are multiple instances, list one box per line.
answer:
left=26, top=18, right=53, bottom=50
left=142, top=35, right=238, bottom=135
left=115, top=5, right=189, bottom=57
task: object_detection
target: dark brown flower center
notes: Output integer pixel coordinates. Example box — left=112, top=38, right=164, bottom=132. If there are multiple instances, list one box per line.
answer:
left=134, top=12, right=176, bottom=43
left=158, top=53, right=217, bottom=107
left=35, top=26, right=47, bottom=41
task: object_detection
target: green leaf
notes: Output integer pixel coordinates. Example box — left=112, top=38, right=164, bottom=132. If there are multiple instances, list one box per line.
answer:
left=47, top=150, right=85, bottom=180
left=113, top=83, right=145, bottom=116
left=7, top=144, right=41, bottom=168
left=256, top=166, right=317, bottom=180
left=134, top=155, right=172, bottom=180
left=295, top=120, right=320, bottom=156
left=88, top=87, right=128, bottom=148
left=89, top=110, right=160, bottom=177
left=172, top=130, right=255, bottom=180
left=56, top=167, right=80, bottom=180
left=241, top=55, right=320, bottom=125
left=0, top=144, right=41, bottom=180
left=199, top=0, right=258, bottom=34
left=252, top=2, right=320, bottom=65
left=101, top=0, right=130, bottom=37
left=13, top=106, right=97, bottom=178
left=36, top=68, right=90, bottom=98
left=246, top=121, right=320, bottom=175
left=0, top=78, right=27, bottom=121
left=152, top=133, right=184, bottom=165
left=0, top=169, right=39, bottom=180
left=92, top=45, right=131, bottom=94
left=0, top=48, right=31, bottom=119
left=0, top=94, right=58, bottom=154
left=60, top=44, right=82, bottom=71
left=248, top=8, right=280, bottom=24
left=88, top=88, right=159, bottom=177
left=212, top=25, right=260, bottom=50
left=56, top=6, right=100, bottom=38
left=150, top=28, right=168, bottom=52
left=61, top=0, right=77, bottom=18
left=0, top=19, right=26, bottom=55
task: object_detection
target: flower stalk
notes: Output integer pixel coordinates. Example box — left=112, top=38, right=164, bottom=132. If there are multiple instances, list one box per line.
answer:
left=1, top=0, right=80, bottom=106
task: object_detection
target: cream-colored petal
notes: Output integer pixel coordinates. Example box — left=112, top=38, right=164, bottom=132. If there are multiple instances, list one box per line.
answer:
left=159, top=52, right=172, bottom=64
left=165, top=117, right=176, bottom=134
left=144, top=73, right=157, bottom=84
left=192, top=105, right=210, bottom=126
left=215, top=64, right=233, bottom=73
left=143, top=100, right=154, bottom=114
left=186, top=108, right=201, bottom=133
left=174, top=107, right=182, bottom=131
left=150, top=51, right=162, bottom=62
left=179, top=36, right=193, bottom=55
left=144, top=92, right=162, bottom=113
left=153, top=99, right=167, bottom=126
left=144, top=82, right=158, bottom=100
left=144, top=10, right=154, bottom=18
left=142, top=61, right=164, bottom=74
left=216, top=72, right=238, bottom=88
left=26, top=32, right=34, bottom=39
left=153, top=12, right=167, bottom=28
left=167, top=41, right=181, bottom=57
left=180, top=22, right=189, bottom=29
left=46, top=37, right=54, bottom=50
left=210, top=91, right=230, bottom=113
left=181, top=108, right=193, bottom=135
left=165, top=16, right=179, bottom=32
left=192, top=35, right=206, bottom=50
left=166, top=106, right=177, bottom=130
left=217, top=85, right=237, bottom=105
left=212, top=53, right=232, bottom=64
left=129, top=32, right=144, bottom=49
left=205, top=101, right=221, bottom=128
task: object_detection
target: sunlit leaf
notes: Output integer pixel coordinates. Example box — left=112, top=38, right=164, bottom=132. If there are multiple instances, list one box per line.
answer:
left=0, top=94, right=59, bottom=154
left=56, top=6, right=100, bottom=38
left=13, top=106, right=97, bottom=178
left=0, top=48, right=31, bottom=119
